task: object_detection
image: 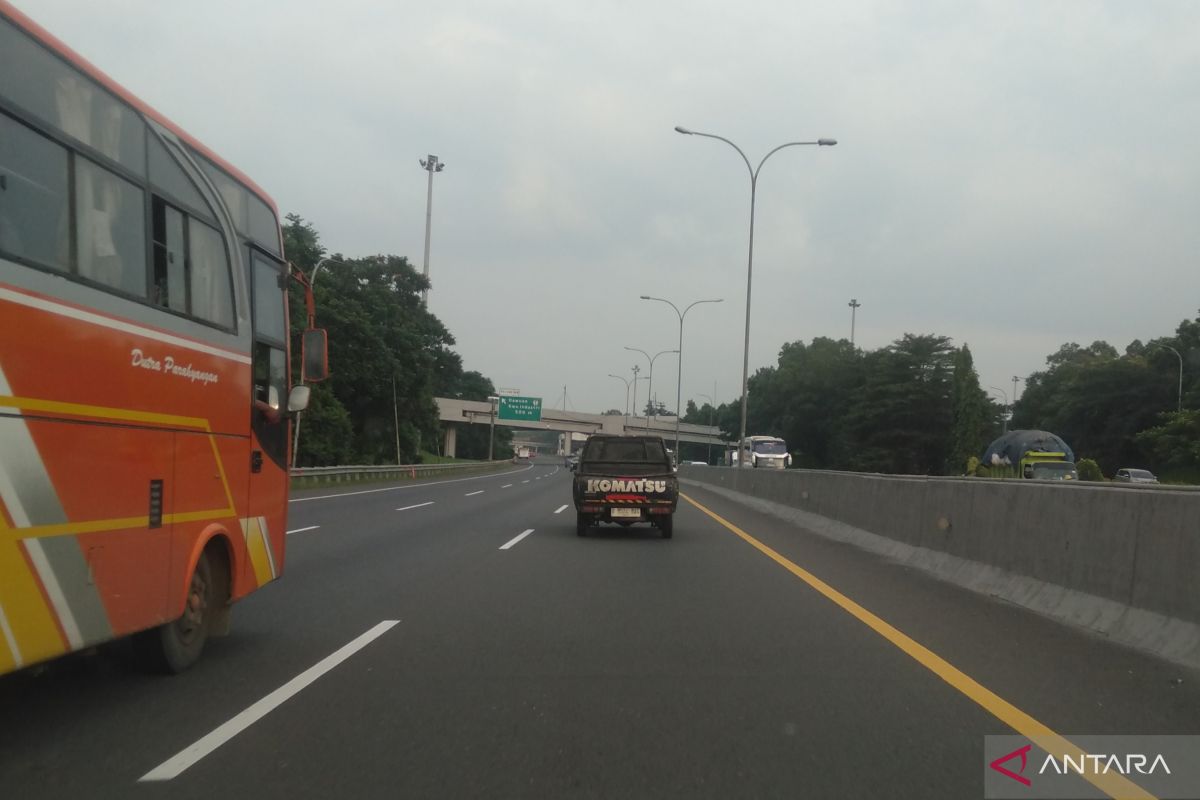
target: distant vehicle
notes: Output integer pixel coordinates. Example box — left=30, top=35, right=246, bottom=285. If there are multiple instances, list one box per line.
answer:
left=1025, top=458, right=1079, bottom=481
left=982, top=430, right=1077, bottom=480
left=729, top=436, right=792, bottom=469
left=1115, top=468, right=1158, bottom=484
left=572, top=435, right=678, bottom=539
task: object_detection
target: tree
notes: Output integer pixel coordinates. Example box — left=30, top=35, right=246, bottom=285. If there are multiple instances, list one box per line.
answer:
left=838, top=334, right=956, bottom=474
left=947, top=345, right=995, bottom=473
left=282, top=214, right=507, bottom=465
left=1136, top=410, right=1200, bottom=477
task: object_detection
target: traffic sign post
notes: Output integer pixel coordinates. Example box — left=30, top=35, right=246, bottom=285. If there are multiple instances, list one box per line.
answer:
left=498, top=396, right=542, bottom=421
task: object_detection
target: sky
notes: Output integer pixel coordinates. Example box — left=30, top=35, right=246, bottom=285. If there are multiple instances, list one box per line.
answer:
left=18, top=0, right=1200, bottom=416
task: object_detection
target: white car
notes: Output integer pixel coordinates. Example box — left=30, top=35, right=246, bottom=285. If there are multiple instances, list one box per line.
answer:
left=1114, top=468, right=1158, bottom=484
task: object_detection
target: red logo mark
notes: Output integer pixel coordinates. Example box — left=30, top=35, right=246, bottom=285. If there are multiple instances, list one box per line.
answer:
left=990, top=744, right=1033, bottom=786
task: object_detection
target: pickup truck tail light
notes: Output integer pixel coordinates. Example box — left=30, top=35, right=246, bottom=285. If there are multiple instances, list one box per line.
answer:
left=581, top=505, right=604, bottom=513
left=647, top=506, right=671, bottom=515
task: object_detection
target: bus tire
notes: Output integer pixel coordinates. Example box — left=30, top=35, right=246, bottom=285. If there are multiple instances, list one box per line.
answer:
left=136, top=550, right=221, bottom=674
left=659, top=515, right=674, bottom=539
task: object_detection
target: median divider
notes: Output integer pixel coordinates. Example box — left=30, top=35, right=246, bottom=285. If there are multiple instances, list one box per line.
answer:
left=680, top=466, right=1200, bottom=670
left=291, top=460, right=512, bottom=490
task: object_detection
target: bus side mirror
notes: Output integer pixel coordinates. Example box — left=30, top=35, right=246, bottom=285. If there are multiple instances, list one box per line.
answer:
left=302, top=328, right=329, bottom=382
left=288, top=385, right=311, bottom=413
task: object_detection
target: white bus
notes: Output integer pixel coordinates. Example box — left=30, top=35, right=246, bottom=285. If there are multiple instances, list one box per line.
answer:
left=728, top=436, right=792, bottom=469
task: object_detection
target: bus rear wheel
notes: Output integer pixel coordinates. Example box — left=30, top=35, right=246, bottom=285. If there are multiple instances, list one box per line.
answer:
left=135, top=550, right=225, bottom=673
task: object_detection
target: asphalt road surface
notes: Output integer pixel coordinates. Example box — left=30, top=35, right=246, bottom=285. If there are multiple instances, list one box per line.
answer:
left=2, top=459, right=1197, bottom=799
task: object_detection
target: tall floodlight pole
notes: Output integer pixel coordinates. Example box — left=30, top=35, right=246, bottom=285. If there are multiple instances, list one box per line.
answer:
left=640, top=295, right=724, bottom=460
left=675, top=126, right=835, bottom=468
left=1011, top=376, right=1021, bottom=412
left=292, top=257, right=344, bottom=469
left=419, top=154, right=445, bottom=305
left=625, top=346, right=678, bottom=427
left=848, top=299, right=861, bottom=346
left=1149, top=343, right=1184, bottom=413
left=608, top=374, right=632, bottom=429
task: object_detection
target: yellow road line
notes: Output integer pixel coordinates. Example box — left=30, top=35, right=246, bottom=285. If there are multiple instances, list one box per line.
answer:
left=681, top=493, right=1155, bottom=800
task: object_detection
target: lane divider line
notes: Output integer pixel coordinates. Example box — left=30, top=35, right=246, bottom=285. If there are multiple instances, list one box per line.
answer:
left=680, top=493, right=1153, bottom=800
left=499, top=529, right=535, bottom=550
left=465, top=490, right=484, bottom=497
left=553, top=505, right=568, bottom=514
left=396, top=502, right=434, bottom=512
left=521, top=480, right=530, bottom=484
left=138, top=620, right=401, bottom=782
left=501, top=484, right=513, bottom=489
left=285, top=525, right=319, bottom=535
left=290, top=465, right=535, bottom=503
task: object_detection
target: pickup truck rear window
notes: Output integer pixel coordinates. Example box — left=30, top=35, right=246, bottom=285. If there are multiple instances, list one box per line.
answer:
left=583, top=439, right=668, bottom=463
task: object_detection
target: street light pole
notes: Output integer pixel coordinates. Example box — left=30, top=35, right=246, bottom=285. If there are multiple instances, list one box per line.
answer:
left=989, top=386, right=1009, bottom=434
left=1148, top=343, right=1184, bottom=413
left=419, top=154, right=445, bottom=305
left=292, top=256, right=344, bottom=469
left=675, top=126, right=835, bottom=468
left=640, top=295, right=723, bottom=460
left=697, top=392, right=715, bottom=464
left=625, top=346, right=679, bottom=427
left=488, top=395, right=498, bottom=461
left=848, top=298, right=861, bottom=346
left=631, top=364, right=641, bottom=427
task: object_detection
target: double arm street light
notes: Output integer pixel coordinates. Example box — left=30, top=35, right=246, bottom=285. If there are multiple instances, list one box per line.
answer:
left=674, top=125, right=835, bottom=467
left=640, top=295, right=723, bottom=460
left=625, top=346, right=678, bottom=426
left=292, top=257, right=345, bottom=469
left=608, top=374, right=633, bottom=428
left=1149, top=343, right=1184, bottom=413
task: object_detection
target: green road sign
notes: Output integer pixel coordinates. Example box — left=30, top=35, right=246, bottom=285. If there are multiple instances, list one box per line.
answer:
left=498, top=396, right=542, bottom=421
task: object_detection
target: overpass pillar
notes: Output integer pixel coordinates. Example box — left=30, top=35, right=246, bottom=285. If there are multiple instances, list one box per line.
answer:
left=444, top=424, right=458, bottom=458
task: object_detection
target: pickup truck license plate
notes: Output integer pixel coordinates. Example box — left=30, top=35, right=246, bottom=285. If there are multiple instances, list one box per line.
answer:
left=610, top=508, right=641, bottom=519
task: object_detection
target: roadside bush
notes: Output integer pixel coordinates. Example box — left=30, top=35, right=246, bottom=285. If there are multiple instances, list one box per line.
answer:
left=1076, top=458, right=1104, bottom=481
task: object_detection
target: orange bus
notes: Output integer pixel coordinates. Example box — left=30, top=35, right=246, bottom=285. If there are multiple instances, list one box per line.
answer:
left=0, top=2, right=327, bottom=675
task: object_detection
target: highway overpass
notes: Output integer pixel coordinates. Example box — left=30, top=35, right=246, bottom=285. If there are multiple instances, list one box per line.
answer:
left=435, top=396, right=724, bottom=457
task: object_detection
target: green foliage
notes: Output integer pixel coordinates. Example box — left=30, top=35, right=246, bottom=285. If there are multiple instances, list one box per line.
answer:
left=284, top=214, right=508, bottom=465
left=1014, top=335, right=1181, bottom=474
left=1136, top=410, right=1200, bottom=471
left=1076, top=458, right=1104, bottom=481
left=948, top=345, right=996, bottom=473
left=839, top=334, right=957, bottom=474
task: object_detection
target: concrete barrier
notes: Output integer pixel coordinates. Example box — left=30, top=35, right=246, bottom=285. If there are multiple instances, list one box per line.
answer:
left=681, top=467, right=1200, bottom=670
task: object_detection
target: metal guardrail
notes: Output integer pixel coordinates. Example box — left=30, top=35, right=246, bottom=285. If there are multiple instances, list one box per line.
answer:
left=290, top=460, right=512, bottom=485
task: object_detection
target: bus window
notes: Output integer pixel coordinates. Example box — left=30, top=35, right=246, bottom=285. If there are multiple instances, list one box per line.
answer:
left=74, top=156, right=146, bottom=297
left=0, top=17, right=144, bottom=173
left=0, top=112, right=70, bottom=270
left=151, top=198, right=186, bottom=312
left=189, top=218, right=234, bottom=328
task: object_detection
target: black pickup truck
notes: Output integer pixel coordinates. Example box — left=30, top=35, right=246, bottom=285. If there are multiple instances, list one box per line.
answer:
left=571, top=434, right=679, bottom=539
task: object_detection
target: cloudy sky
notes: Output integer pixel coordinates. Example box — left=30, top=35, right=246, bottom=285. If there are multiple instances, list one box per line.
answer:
left=20, top=0, right=1200, bottom=415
